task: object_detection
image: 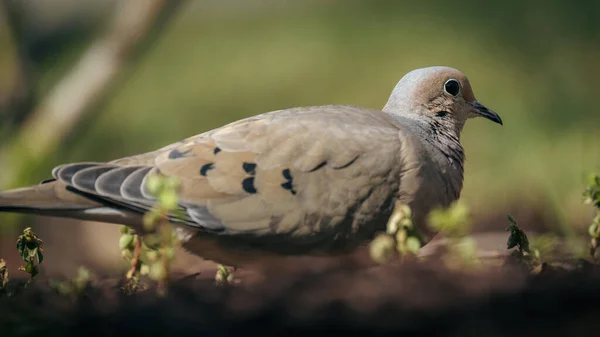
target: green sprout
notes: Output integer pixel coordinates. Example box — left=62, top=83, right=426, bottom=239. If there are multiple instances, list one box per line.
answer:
left=119, top=225, right=146, bottom=294
left=427, top=201, right=479, bottom=270
left=583, top=174, right=600, bottom=260
left=369, top=203, right=423, bottom=264
left=528, top=233, right=561, bottom=266
left=0, top=259, right=8, bottom=295
left=504, top=214, right=539, bottom=270
left=215, top=265, right=235, bottom=286
left=16, top=227, right=44, bottom=282
left=506, top=214, right=530, bottom=255
left=120, top=173, right=182, bottom=296
left=49, top=266, right=93, bottom=298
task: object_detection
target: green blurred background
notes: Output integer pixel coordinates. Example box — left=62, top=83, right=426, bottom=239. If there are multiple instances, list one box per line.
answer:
left=0, top=0, right=598, bottom=275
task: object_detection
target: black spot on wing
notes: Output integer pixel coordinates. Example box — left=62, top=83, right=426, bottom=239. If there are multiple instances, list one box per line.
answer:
left=242, top=162, right=256, bottom=175
left=213, top=147, right=221, bottom=155
left=200, top=163, right=214, bottom=176
left=281, top=169, right=297, bottom=195
left=309, top=161, right=327, bottom=172
left=332, top=155, right=359, bottom=170
left=168, top=148, right=193, bottom=159
left=282, top=169, right=292, bottom=181
left=242, top=177, right=257, bottom=194
left=281, top=181, right=296, bottom=195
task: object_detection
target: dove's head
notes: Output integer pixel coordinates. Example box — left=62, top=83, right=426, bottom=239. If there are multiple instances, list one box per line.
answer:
left=383, top=66, right=502, bottom=135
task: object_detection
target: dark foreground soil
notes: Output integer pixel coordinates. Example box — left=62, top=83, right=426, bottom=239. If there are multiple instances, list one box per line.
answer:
left=1, top=254, right=600, bottom=337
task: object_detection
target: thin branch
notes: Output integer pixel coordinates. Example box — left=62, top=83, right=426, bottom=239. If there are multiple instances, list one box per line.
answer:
left=0, top=0, right=187, bottom=187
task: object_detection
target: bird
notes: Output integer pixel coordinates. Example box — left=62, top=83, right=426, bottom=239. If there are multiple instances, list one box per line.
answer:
left=0, top=66, right=502, bottom=268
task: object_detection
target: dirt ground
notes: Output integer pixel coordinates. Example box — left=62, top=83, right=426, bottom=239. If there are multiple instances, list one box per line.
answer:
left=1, top=212, right=598, bottom=336
left=1, top=253, right=600, bottom=337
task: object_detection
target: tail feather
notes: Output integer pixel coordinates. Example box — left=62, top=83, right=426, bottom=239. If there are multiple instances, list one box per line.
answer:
left=0, top=181, right=97, bottom=211
left=0, top=181, right=142, bottom=226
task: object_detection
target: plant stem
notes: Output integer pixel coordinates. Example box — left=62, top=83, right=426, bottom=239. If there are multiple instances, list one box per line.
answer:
left=128, top=235, right=142, bottom=279
left=157, top=209, right=170, bottom=296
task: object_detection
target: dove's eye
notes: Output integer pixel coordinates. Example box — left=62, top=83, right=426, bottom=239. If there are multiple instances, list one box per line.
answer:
left=443, top=79, right=461, bottom=97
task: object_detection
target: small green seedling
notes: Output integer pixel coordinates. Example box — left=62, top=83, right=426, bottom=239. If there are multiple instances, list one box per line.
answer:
left=506, top=214, right=530, bottom=255
left=16, top=227, right=44, bottom=282
left=50, top=266, right=93, bottom=297
left=215, top=265, right=235, bottom=286
left=0, top=259, right=8, bottom=294
left=503, top=215, right=553, bottom=273
left=119, top=225, right=146, bottom=294
left=427, top=201, right=479, bottom=270
left=583, top=174, right=600, bottom=260
left=369, top=203, right=423, bottom=264
left=120, top=173, right=182, bottom=296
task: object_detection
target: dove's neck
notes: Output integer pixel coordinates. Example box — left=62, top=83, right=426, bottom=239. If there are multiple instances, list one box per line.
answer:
left=383, top=99, right=465, bottom=165
left=401, top=114, right=464, bottom=168
left=387, top=111, right=466, bottom=201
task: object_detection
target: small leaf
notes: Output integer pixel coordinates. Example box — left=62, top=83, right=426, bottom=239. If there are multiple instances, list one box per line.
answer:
left=146, top=175, right=164, bottom=196
left=30, top=264, right=39, bottom=278
left=37, top=250, right=44, bottom=264
left=165, top=247, right=176, bottom=261
left=121, top=249, right=133, bottom=261
left=405, top=237, right=421, bottom=254
left=148, top=262, right=167, bottom=281
left=142, top=234, right=161, bottom=250
left=520, top=232, right=531, bottom=253
left=386, top=212, right=401, bottom=234
left=25, top=261, right=33, bottom=274
left=145, top=250, right=159, bottom=262
left=507, top=234, right=517, bottom=249
left=20, top=249, right=28, bottom=262
left=507, top=214, right=517, bottom=225
left=143, top=211, right=160, bottom=231
left=395, top=228, right=407, bottom=244
left=369, top=233, right=396, bottom=264
left=159, top=190, right=179, bottom=210
left=119, top=234, right=134, bottom=250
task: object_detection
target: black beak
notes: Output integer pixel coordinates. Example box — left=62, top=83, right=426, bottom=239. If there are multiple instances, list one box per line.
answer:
left=471, top=101, right=503, bottom=125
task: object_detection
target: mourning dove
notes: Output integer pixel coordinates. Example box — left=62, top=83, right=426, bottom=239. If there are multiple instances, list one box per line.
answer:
left=0, top=66, right=502, bottom=267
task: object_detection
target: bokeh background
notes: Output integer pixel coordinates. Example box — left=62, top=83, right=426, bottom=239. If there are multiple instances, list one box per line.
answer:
left=0, top=0, right=598, bottom=277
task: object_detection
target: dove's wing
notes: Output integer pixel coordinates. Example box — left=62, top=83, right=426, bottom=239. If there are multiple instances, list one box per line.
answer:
left=40, top=105, right=412, bottom=251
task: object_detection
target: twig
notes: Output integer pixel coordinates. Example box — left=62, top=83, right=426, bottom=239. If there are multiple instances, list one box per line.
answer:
left=0, top=0, right=187, bottom=188
left=157, top=214, right=170, bottom=296
left=127, top=235, right=142, bottom=279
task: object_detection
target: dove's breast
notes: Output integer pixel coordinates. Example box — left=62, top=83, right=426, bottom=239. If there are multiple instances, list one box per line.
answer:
left=394, top=128, right=465, bottom=242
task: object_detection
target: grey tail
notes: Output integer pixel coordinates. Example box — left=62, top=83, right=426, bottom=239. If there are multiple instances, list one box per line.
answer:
left=0, top=181, right=142, bottom=226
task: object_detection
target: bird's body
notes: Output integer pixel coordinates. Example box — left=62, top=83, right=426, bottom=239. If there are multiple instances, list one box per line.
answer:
left=0, top=66, right=502, bottom=268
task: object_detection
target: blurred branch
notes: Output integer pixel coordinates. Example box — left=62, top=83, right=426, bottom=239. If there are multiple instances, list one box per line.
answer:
left=0, top=0, right=186, bottom=188
left=0, top=0, right=37, bottom=140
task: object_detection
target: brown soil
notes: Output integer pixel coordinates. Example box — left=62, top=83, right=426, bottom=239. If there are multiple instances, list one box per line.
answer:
left=1, top=252, right=600, bottom=337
